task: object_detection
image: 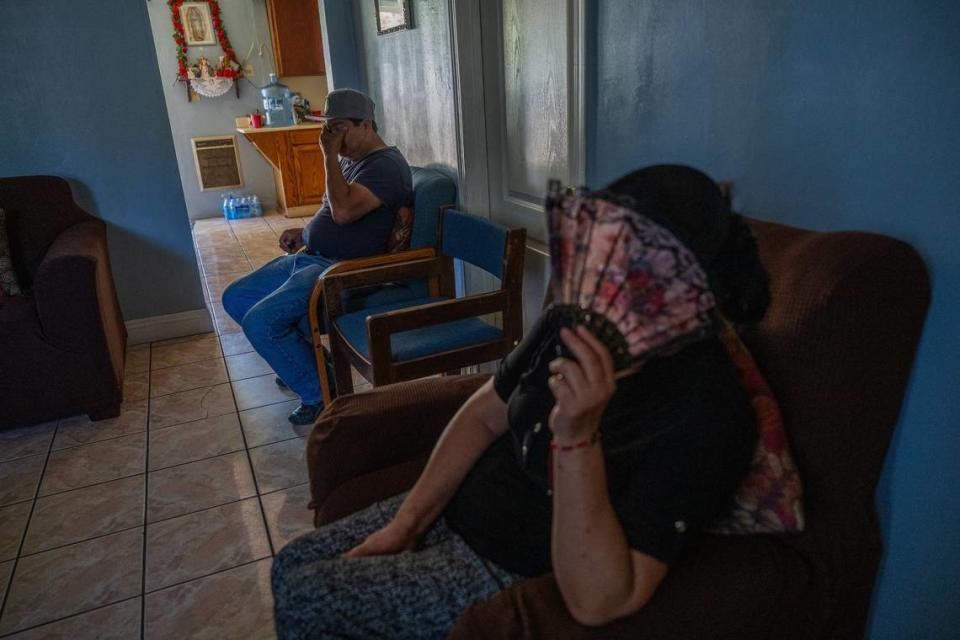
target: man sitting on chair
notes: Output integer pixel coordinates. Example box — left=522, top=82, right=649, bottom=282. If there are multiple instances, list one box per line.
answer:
left=223, top=89, right=413, bottom=425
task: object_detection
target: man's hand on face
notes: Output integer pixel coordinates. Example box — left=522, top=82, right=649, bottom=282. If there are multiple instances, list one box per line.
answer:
left=279, top=228, right=305, bottom=254
left=319, top=123, right=346, bottom=158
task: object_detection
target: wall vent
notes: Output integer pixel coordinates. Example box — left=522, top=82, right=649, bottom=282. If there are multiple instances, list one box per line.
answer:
left=191, top=135, right=243, bottom=191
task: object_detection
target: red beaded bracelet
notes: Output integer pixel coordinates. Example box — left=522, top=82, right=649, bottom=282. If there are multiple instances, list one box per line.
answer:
left=550, top=430, right=601, bottom=452
left=547, top=431, right=601, bottom=495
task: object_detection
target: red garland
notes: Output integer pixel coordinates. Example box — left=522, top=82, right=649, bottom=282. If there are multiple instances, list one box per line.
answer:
left=168, top=0, right=243, bottom=81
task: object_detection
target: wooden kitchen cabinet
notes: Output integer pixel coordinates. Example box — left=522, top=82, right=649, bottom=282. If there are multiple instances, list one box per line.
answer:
left=267, top=0, right=325, bottom=77
left=292, top=144, right=325, bottom=202
left=237, top=124, right=326, bottom=216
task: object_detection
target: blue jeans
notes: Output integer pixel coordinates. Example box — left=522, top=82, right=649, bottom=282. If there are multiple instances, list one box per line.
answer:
left=222, top=253, right=335, bottom=406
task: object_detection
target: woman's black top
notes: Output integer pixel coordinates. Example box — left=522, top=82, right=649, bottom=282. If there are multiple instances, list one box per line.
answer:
left=443, top=314, right=757, bottom=577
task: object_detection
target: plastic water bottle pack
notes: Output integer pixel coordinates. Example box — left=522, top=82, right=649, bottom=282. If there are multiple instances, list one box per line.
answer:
left=222, top=193, right=263, bottom=220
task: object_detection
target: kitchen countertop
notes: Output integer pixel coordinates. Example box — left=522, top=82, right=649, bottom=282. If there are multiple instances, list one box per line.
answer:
left=236, top=122, right=323, bottom=134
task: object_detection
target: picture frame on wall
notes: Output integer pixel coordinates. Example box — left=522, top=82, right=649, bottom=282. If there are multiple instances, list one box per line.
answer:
left=179, top=1, right=217, bottom=46
left=375, top=0, right=412, bottom=35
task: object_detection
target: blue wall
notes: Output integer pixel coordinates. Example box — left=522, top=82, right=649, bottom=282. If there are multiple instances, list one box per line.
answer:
left=589, top=1, right=959, bottom=637
left=0, top=0, right=205, bottom=320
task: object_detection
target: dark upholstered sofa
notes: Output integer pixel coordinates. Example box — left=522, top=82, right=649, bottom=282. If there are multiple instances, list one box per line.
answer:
left=305, top=218, right=930, bottom=639
left=0, top=176, right=126, bottom=428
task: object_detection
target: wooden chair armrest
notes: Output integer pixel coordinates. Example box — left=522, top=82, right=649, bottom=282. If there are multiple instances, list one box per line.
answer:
left=367, top=291, right=507, bottom=334
left=319, top=247, right=437, bottom=278
left=322, top=258, right=447, bottom=319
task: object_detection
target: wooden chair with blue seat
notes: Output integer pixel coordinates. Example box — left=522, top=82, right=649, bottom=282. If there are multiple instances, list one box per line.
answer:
left=301, top=166, right=457, bottom=405
left=321, top=208, right=526, bottom=396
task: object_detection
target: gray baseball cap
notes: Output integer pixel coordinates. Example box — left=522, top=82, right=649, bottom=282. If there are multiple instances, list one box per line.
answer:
left=320, top=89, right=376, bottom=121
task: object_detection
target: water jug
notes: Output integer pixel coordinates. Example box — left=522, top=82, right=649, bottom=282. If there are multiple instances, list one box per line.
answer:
left=261, top=74, right=294, bottom=127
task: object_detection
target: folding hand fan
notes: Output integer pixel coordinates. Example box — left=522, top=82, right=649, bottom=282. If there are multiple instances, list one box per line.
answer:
left=544, top=180, right=718, bottom=371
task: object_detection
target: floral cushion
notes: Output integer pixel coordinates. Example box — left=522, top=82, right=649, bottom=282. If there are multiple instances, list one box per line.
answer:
left=0, top=208, right=22, bottom=296
left=386, top=205, right=414, bottom=253
left=706, top=322, right=805, bottom=535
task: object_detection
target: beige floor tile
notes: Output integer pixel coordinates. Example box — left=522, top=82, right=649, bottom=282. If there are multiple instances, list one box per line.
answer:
left=249, top=437, right=308, bottom=494
left=54, top=401, right=147, bottom=450
left=149, top=413, right=244, bottom=471
left=0, top=421, right=56, bottom=463
left=210, top=301, right=242, bottom=335
left=149, top=358, right=228, bottom=398
left=199, top=244, right=245, bottom=260
left=146, top=498, right=271, bottom=592
left=261, top=483, right=314, bottom=550
left=220, top=331, right=255, bottom=356
left=242, top=246, right=284, bottom=261
left=236, top=230, right=279, bottom=246
left=194, top=217, right=229, bottom=230
left=147, top=451, right=256, bottom=522
left=0, top=455, right=44, bottom=507
left=40, top=434, right=145, bottom=497
left=0, top=501, right=31, bottom=560
left=194, top=234, right=239, bottom=251
left=144, top=558, right=275, bottom=640
left=230, top=217, right=271, bottom=231
left=202, top=254, right=252, bottom=276
left=204, top=272, right=247, bottom=302
left=122, top=370, right=149, bottom=402
left=0, top=529, right=142, bottom=635
left=124, top=344, right=150, bottom=374
left=0, top=560, right=12, bottom=608
left=225, top=351, right=274, bottom=381
left=232, top=374, right=298, bottom=412
left=5, top=597, right=141, bottom=640
left=238, top=400, right=305, bottom=448
left=151, top=333, right=221, bottom=370
left=194, top=238, right=239, bottom=255
left=149, top=383, right=236, bottom=429
left=23, top=475, right=144, bottom=556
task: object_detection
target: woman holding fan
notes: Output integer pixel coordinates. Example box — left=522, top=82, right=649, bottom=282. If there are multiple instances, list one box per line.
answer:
left=271, top=165, right=771, bottom=639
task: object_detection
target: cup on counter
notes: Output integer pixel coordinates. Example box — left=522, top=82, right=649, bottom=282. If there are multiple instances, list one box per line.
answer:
left=249, top=113, right=263, bottom=128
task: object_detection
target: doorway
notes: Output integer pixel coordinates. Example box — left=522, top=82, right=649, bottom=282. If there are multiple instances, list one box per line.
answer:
left=448, top=0, right=586, bottom=322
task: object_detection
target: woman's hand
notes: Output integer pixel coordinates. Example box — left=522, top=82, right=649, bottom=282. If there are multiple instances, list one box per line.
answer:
left=548, top=326, right=616, bottom=443
left=341, top=518, right=418, bottom=558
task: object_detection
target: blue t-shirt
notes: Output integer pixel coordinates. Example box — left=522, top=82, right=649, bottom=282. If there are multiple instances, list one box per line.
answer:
left=303, top=147, right=412, bottom=260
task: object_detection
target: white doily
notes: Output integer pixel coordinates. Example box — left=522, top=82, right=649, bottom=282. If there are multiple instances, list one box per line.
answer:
left=189, top=77, right=234, bottom=98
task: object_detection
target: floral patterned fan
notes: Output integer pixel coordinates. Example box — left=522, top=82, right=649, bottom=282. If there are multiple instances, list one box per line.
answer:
left=545, top=181, right=718, bottom=371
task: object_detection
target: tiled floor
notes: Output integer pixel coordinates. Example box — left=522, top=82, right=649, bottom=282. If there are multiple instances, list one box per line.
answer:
left=0, top=212, right=370, bottom=638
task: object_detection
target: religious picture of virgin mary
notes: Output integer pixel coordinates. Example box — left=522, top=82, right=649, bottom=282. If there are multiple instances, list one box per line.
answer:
left=179, top=2, right=216, bottom=46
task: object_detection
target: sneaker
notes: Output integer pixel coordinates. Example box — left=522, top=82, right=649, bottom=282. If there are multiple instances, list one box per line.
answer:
left=288, top=403, right=323, bottom=425
left=275, top=376, right=289, bottom=389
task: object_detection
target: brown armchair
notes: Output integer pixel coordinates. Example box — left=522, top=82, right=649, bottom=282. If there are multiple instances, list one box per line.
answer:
left=305, top=217, right=930, bottom=639
left=0, top=176, right=126, bottom=428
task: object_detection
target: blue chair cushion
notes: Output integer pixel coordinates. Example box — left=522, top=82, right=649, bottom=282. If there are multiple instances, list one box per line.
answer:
left=335, top=296, right=504, bottom=362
